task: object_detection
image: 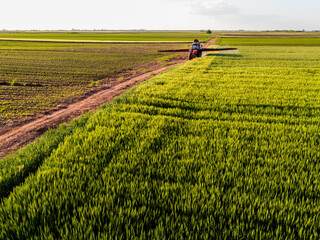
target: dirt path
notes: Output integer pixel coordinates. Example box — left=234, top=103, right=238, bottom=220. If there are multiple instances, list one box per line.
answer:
left=0, top=38, right=217, bottom=159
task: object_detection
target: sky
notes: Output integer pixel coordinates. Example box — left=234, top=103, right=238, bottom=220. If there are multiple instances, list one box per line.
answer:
left=1, top=0, right=319, bottom=31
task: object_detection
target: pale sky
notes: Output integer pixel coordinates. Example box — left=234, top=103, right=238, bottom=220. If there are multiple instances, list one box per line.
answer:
left=1, top=0, right=319, bottom=30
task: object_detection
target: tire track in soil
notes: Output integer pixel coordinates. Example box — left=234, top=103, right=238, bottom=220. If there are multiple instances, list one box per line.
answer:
left=0, top=38, right=217, bottom=159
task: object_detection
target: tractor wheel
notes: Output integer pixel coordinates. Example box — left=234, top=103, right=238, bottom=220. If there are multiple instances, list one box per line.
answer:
left=188, top=52, right=193, bottom=60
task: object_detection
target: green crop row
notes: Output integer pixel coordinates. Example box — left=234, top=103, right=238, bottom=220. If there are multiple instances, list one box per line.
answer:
left=0, top=114, right=91, bottom=200
left=1, top=39, right=320, bottom=239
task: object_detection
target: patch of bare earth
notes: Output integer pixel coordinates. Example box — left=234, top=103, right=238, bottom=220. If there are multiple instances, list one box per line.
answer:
left=0, top=38, right=217, bottom=159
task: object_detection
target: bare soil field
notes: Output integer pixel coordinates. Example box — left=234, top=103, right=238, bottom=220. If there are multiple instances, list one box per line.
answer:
left=0, top=42, right=190, bottom=123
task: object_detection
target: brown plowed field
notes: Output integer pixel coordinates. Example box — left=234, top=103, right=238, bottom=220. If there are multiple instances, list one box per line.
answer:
left=0, top=38, right=218, bottom=158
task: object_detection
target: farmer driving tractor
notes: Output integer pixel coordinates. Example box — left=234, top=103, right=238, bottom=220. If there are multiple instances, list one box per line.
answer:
left=189, top=39, right=202, bottom=60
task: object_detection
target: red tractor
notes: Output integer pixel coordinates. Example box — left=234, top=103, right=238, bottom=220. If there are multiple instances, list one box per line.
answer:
left=158, top=39, right=237, bottom=59
left=189, top=39, right=202, bottom=60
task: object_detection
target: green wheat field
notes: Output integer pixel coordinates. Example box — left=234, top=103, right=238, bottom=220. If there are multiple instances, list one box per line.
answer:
left=1, top=32, right=320, bottom=239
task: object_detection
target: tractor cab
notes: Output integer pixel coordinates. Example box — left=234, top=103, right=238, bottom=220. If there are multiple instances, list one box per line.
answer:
left=191, top=42, right=201, bottom=51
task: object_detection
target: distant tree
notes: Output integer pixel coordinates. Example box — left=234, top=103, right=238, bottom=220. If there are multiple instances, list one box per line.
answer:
left=206, top=29, right=212, bottom=34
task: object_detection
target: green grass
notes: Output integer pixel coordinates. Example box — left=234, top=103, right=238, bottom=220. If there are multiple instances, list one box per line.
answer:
left=0, top=31, right=212, bottom=42
left=1, top=37, right=320, bottom=239
left=220, top=37, right=320, bottom=46
left=220, top=31, right=320, bottom=36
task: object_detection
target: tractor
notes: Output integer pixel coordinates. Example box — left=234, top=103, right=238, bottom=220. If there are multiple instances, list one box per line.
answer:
left=158, top=39, right=237, bottom=60
left=189, top=41, right=202, bottom=60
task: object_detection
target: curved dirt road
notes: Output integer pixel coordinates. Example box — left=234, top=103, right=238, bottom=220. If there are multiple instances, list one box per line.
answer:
left=0, top=38, right=217, bottom=158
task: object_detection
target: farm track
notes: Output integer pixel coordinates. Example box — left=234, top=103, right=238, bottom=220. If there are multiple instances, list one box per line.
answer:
left=0, top=38, right=218, bottom=159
